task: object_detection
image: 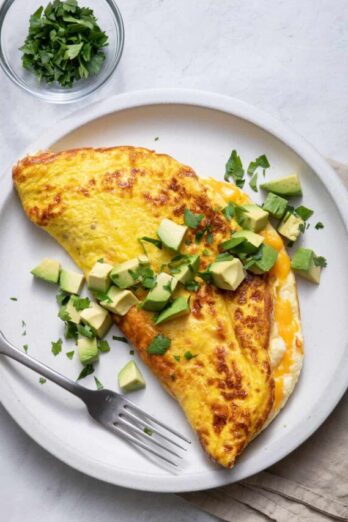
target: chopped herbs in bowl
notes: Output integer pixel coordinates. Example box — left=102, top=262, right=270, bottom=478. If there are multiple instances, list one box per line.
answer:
left=0, top=0, right=124, bottom=102
left=20, top=0, right=109, bottom=88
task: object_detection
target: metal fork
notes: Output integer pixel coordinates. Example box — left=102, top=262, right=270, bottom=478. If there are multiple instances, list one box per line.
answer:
left=0, top=331, right=191, bottom=468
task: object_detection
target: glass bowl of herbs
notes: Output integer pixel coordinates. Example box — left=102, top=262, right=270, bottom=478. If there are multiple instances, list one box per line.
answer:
left=0, top=0, right=124, bottom=103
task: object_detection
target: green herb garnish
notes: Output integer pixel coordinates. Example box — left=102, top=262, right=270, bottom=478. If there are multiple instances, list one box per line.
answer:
left=249, top=172, right=258, bottom=192
left=314, top=256, right=327, bottom=268
left=129, top=350, right=134, bottom=355
left=20, top=0, right=108, bottom=88
left=144, top=427, right=153, bottom=436
left=77, top=364, right=94, bottom=381
left=222, top=202, right=235, bottom=220
left=147, top=334, right=171, bottom=355
left=72, top=296, right=90, bottom=311
left=94, top=376, right=104, bottom=390
left=139, top=236, right=162, bottom=249
left=23, top=344, right=29, bottom=353
left=247, top=154, right=270, bottom=176
left=224, top=150, right=245, bottom=188
left=98, top=339, right=110, bottom=353
left=58, top=307, right=71, bottom=322
left=173, top=355, right=180, bottom=362
left=64, top=321, right=78, bottom=340
left=184, top=209, right=204, bottom=229
left=315, top=222, right=324, bottom=230
left=39, top=377, right=47, bottom=385
left=184, top=351, right=197, bottom=360
left=97, top=258, right=104, bottom=263
left=51, top=338, right=62, bottom=356
left=10, top=297, right=18, bottom=301
left=77, top=324, right=94, bottom=339
left=185, top=280, right=200, bottom=292
left=93, top=290, right=112, bottom=303
left=113, top=336, right=128, bottom=343
left=56, top=290, right=70, bottom=306
left=296, top=206, right=313, bottom=221
left=66, top=350, right=75, bottom=360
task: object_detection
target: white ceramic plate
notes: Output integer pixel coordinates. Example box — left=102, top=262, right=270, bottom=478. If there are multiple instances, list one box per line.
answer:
left=0, top=89, right=347, bottom=492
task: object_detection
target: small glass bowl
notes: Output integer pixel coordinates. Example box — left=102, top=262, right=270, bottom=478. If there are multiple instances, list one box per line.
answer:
left=0, top=0, right=124, bottom=103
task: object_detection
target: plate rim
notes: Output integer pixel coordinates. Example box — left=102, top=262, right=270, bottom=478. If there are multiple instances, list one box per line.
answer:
left=1, top=88, right=347, bottom=492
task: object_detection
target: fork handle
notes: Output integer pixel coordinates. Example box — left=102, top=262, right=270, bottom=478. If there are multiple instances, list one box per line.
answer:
left=0, top=331, right=89, bottom=401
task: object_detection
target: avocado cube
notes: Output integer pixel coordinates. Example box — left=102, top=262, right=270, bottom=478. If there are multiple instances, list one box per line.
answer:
left=100, top=286, right=139, bottom=316
left=210, top=258, right=246, bottom=291
left=172, top=254, right=200, bottom=284
left=262, top=193, right=288, bottom=220
left=110, top=256, right=149, bottom=289
left=142, top=272, right=177, bottom=311
left=118, top=361, right=146, bottom=392
left=60, top=296, right=81, bottom=324
left=231, top=230, right=264, bottom=254
left=87, top=261, right=113, bottom=292
left=238, top=204, right=269, bottom=232
left=278, top=211, right=304, bottom=242
left=155, top=297, right=191, bottom=325
left=247, top=245, right=279, bottom=274
left=59, top=269, right=85, bottom=295
left=31, top=258, right=60, bottom=284
left=77, top=336, right=99, bottom=365
left=157, top=218, right=188, bottom=251
left=80, top=302, right=112, bottom=338
left=260, top=174, right=302, bottom=197
left=291, top=247, right=321, bottom=284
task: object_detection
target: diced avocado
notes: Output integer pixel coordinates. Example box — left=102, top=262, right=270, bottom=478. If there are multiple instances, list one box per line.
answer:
left=247, top=245, right=279, bottom=274
left=155, top=297, right=190, bottom=325
left=278, top=211, right=304, bottom=242
left=142, top=272, right=177, bottom=311
left=238, top=204, right=269, bottom=232
left=77, top=335, right=99, bottom=365
left=61, top=296, right=81, bottom=324
left=118, top=360, right=146, bottom=392
left=231, top=230, right=264, bottom=254
left=260, top=174, right=302, bottom=197
left=262, top=192, right=288, bottom=220
left=87, top=261, right=113, bottom=292
left=210, top=258, right=246, bottom=291
left=31, top=258, right=60, bottom=284
left=100, top=286, right=139, bottom=315
left=172, top=255, right=200, bottom=284
left=59, top=269, right=85, bottom=295
left=157, top=218, right=188, bottom=251
left=291, top=248, right=321, bottom=284
left=110, top=256, right=149, bottom=289
left=80, top=302, right=112, bottom=338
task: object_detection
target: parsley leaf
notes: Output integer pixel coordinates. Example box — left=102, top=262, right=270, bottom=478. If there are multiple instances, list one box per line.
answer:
left=173, top=355, right=180, bottom=362
left=56, top=291, right=70, bottom=306
left=224, top=150, right=245, bottom=188
left=139, top=237, right=162, bottom=249
left=112, top=336, right=128, bottom=343
left=10, top=297, right=17, bottom=301
left=23, top=344, right=29, bottom=353
left=315, top=222, right=324, bottom=230
left=147, top=334, right=171, bottom=355
left=58, top=307, right=71, bottom=322
left=64, top=321, right=78, bottom=340
left=296, top=206, right=313, bottom=221
left=66, top=350, right=75, bottom=360
left=72, top=296, right=90, bottom=311
left=94, top=376, right=104, bottom=390
left=314, top=256, right=327, bottom=268
left=77, top=364, right=95, bottom=381
left=184, top=209, right=204, bottom=229
left=222, top=202, right=235, bottom=220
left=247, top=154, right=270, bottom=176
left=39, top=377, right=47, bottom=385
left=249, top=172, right=258, bottom=192
left=77, top=324, right=95, bottom=339
left=93, top=290, right=112, bottom=303
left=144, top=427, right=153, bottom=436
left=98, top=340, right=110, bottom=353
left=185, top=280, right=200, bottom=292
left=51, top=338, right=62, bottom=356
left=184, top=351, right=197, bottom=360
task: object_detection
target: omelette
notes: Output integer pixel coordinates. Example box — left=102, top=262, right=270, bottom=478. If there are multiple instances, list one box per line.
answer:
left=13, top=146, right=303, bottom=468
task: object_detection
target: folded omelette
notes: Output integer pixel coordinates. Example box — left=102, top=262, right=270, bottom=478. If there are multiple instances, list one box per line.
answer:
left=13, top=146, right=303, bottom=468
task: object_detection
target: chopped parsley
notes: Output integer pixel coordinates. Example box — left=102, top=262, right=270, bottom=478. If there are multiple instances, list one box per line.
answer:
left=22, top=330, right=27, bottom=337
left=249, top=172, right=258, bottom=192
left=93, top=290, right=112, bottom=303
left=97, top=339, right=110, bottom=353
left=185, top=280, right=200, bottom=292
left=129, top=350, right=134, bottom=355
left=173, top=355, right=180, bottom=362
left=184, top=351, right=198, bottom=360
left=184, top=209, right=204, bottom=229
left=72, top=296, right=90, bottom=311
left=296, top=206, right=313, bottom=221
left=247, top=154, right=270, bottom=177
left=197, top=270, right=213, bottom=284
left=58, top=307, right=71, bottom=322
left=315, top=222, right=324, bottom=230
left=144, top=426, right=153, bottom=436
left=77, top=364, right=94, bottom=381
left=51, top=338, right=62, bottom=356
left=195, top=224, right=213, bottom=245
left=39, top=377, right=47, bottom=385
left=222, top=202, right=235, bottom=220
left=94, top=376, right=104, bottom=390
left=77, top=324, right=94, bottom=339
left=154, top=137, right=159, bottom=141
left=64, top=321, right=78, bottom=340
left=97, top=258, right=104, bottom=263
left=314, top=256, right=327, bottom=268
left=23, top=344, right=29, bottom=353
left=21, top=320, right=26, bottom=328
left=203, top=249, right=211, bottom=256
left=20, top=0, right=109, bottom=88
left=224, top=150, right=245, bottom=188
left=56, top=291, right=70, bottom=306
left=129, top=265, right=157, bottom=290
left=139, top=236, right=162, bottom=249
left=147, top=334, right=171, bottom=356
left=163, top=281, right=173, bottom=293
left=66, top=350, right=75, bottom=360
left=10, top=297, right=18, bottom=301
left=113, top=336, right=128, bottom=343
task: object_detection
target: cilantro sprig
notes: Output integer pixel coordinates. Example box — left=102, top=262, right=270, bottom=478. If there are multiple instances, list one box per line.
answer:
left=224, top=150, right=245, bottom=188
left=20, top=0, right=108, bottom=88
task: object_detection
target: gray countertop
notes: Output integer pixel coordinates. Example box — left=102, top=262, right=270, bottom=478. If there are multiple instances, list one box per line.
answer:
left=1, top=1, right=347, bottom=521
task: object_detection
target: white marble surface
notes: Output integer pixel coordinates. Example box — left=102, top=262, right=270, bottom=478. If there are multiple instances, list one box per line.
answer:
left=0, top=1, right=347, bottom=521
